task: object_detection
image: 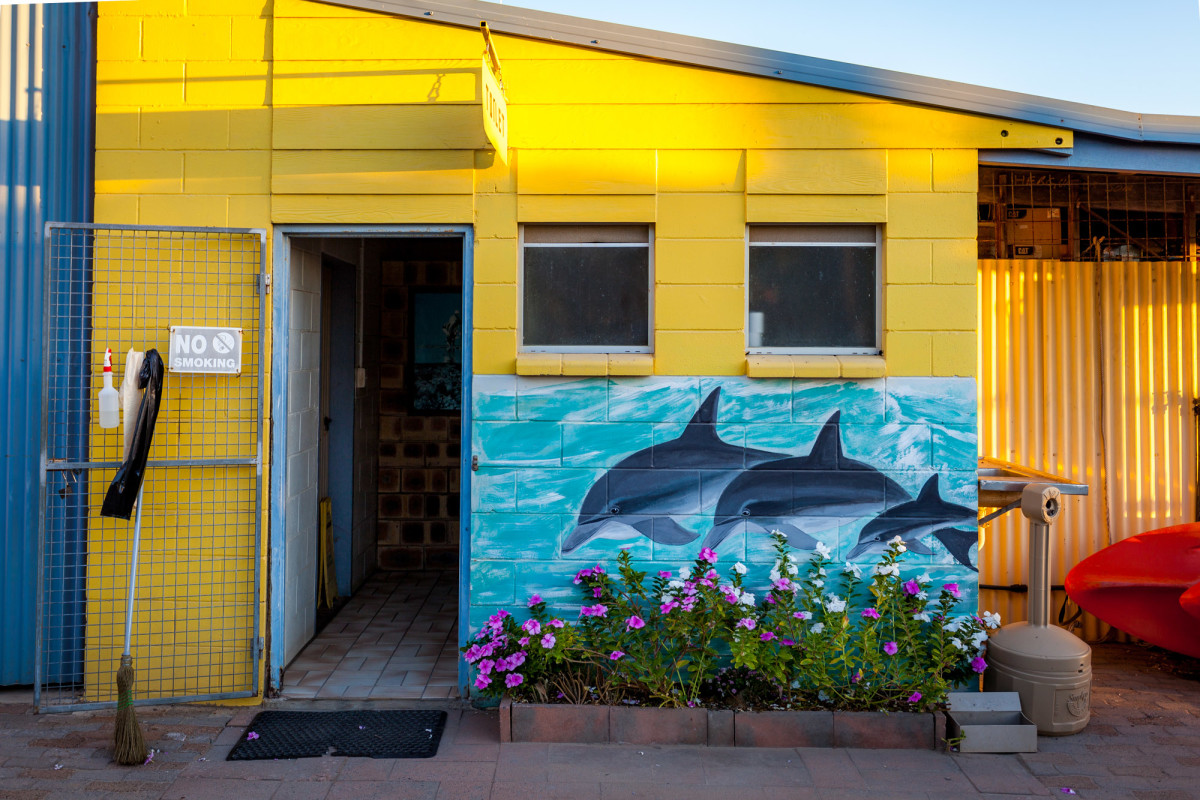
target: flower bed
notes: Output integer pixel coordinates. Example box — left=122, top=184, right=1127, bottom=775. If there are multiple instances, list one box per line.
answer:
left=466, top=533, right=998, bottom=723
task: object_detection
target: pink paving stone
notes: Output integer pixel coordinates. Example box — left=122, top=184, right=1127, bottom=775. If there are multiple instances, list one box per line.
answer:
left=511, top=704, right=610, bottom=744
left=832, top=711, right=935, bottom=749
left=734, top=710, right=834, bottom=747
left=609, top=706, right=707, bottom=745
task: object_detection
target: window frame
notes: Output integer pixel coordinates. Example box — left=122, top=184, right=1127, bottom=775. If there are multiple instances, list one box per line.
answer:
left=518, top=224, right=655, bottom=354
left=744, top=224, right=883, bottom=356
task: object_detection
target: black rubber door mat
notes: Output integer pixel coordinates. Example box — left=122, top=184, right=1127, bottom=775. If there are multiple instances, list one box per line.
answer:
left=227, top=710, right=447, bottom=760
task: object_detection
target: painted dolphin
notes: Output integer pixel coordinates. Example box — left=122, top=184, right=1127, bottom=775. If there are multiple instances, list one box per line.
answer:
left=563, top=387, right=788, bottom=553
left=933, top=529, right=981, bottom=572
left=703, top=411, right=910, bottom=551
left=846, top=474, right=978, bottom=568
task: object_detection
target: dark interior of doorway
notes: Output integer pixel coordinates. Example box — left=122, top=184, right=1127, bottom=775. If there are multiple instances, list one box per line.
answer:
left=289, top=235, right=463, bottom=701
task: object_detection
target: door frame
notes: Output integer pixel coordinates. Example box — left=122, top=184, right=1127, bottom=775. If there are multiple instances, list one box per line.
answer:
left=269, top=225, right=475, bottom=695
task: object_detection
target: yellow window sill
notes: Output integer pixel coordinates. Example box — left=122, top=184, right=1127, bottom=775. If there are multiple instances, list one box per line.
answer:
left=746, top=355, right=886, bottom=379
left=516, top=353, right=654, bottom=376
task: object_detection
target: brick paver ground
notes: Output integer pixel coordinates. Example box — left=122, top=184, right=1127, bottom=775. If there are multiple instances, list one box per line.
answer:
left=1, top=643, right=1197, bottom=799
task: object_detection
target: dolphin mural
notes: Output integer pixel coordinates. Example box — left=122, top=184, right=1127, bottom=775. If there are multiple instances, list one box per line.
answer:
left=846, top=474, right=978, bottom=569
left=701, top=411, right=910, bottom=551
left=562, top=387, right=787, bottom=553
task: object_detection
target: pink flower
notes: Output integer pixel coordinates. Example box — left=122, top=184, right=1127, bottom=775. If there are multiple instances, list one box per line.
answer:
left=541, top=633, right=556, bottom=649
left=657, top=570, right=672, bottom=579
left=903, top=579, right=921, bottom=596
left=883, top=641, right=899, bottom=656
left=908, top=691, right=922, bottom=703
left=851, top=670, right=861, bottom=684
left=861, top=608, right=881, bottom=620
left=478, top=658, right=496, bottom=674
left=760, top=631, right=776, bottom=642
left=519, top=637, right=529, bottom=646
left=626, top=615, right=645, bottom=630
left=781, top=638, right=796, bottom=646
left=548, top=619, right=565, bottom=628
left=246, top=732, right=259, bottom=741
left=660, top=600, right=680, bottom=614
left=494, top=657, right=509, bottom=672
left=573, top=568, right=592, bottom=584
left=609, top=651, right=625, bottom=660
left=736, top=617, right=757, bottom=630
left=772, top=578, right=792, bottom=591
left=505, top=673, right=524, bottom=688
left=507, top=651, right=526, bottom=668
left=580, top=604, right=608, bottom=618
left=944, top=583, right=962, bottom=599
left=474, top=673, right=492, bottom=689
left=793, top=611, right=812, bottom=620
left=528, top=594, right=543, bottom=607
left=724, top=594, right=739, bottom=604
left=698, top=547, right=718, bottom=563
left=971, top=656, right=987, bottom=673
left=522, top=619, right=541, bottom=635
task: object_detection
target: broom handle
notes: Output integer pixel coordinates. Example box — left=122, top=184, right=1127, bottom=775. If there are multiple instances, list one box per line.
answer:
left=122, top=484, right=145, bottom=659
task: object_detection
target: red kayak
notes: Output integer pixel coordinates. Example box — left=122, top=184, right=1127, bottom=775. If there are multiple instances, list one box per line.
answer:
left=1065, top=523, right=1200, bottom=659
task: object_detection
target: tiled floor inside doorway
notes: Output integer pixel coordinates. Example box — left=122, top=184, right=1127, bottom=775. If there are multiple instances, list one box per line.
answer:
left=281, top=571, right=460, bottom=700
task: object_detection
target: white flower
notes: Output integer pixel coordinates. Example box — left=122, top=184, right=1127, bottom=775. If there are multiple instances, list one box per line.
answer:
left=824, top=594, right=846, bottom=613
left=668, top=579, right=685, bottom=590
left=811, top=623, right=825, bottom=634
left=769, top=567, right=781, bottom=582
left=814, top=541, right=832, bottom=559
left=982, top=611, right=1002, bottom=629
left=972, top=631, right=988, bottom=653
left=733, top=562, right=747, bottom=575
left=888, top=535, right=908, bottom=554
left=917, top=573, right=932, bottom=585
left=873, top=563, right=900, bottom=578
left=917, top=591, right=928, bottom=601
left=945, top=618, right=963, bottom=633
left=813, top=579, right=824, bottom=589
left=661, top=593, right=675, bottom=603
left=679, top=566, right=692, bottom=579
left=950, top=637, right=965, bottom=651
left=786, top=562, right=799, bottom=576
left=790, top=680, right=801, bottom=689
left=913, top=611, right=931, bottom=622
left=739, top=592, right=755, bottom=606
left=842, top=562, right=862, bottom=579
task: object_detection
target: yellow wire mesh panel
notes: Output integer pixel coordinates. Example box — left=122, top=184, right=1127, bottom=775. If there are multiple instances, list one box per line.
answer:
left=38, top=224, right=265, bottom=711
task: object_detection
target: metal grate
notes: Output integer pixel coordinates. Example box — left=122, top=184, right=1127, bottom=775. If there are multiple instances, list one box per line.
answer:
left=978, top=168, right=1199, bottom=262
left=36, top=223, right=266, bottom=711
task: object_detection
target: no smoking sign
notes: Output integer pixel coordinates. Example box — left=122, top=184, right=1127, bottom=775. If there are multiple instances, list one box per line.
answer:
left=169, top=325, right=243, bottom=375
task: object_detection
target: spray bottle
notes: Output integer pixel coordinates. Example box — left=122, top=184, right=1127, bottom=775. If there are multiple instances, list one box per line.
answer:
left=99, top=348, right=119, bottom=429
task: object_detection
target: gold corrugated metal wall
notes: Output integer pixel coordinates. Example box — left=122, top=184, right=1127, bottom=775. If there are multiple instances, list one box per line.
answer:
left=978, top=259, right=1200, bottom=640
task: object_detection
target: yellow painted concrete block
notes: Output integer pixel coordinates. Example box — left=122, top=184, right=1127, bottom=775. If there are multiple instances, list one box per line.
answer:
left=272, top=194, right=472, bottom=224
left=656, top=285, right=743, bottom=331
left=97, top=61, right=184, bottom=106
left=608, top=354, right=654, bottom=376
left=228, top=195, right=271, bottom=228
left=231, top=17, right=270, bottom=61
left=886, top=285, right=976, bottom=331
left=99, top=0, right=186, bottom=16
left=272, top=17, right=479, bottom=62
left=747, top=149, right=886, bottom=195
left=933, top=150, right=977, bottom=193
left=746, top=194, right=886, bottom=223
left=932, top=332, right=976, bottom=377
left=188, top=0, right=271, bottom=15
left=654, top=331, right=743, bottom=376
left=562, top=355, right=609, bottom=376
left=229, top=109, right=271, bottom=149
left=474, top=330, right=518, bottom=374
left=141, top=109, right=229, bottom=150
left=885, top=239, right=932, bottom=284
left=185, top=151, right=270, bottom=195
left=275, top=0, right=375, bottom=17
left=271, top=150, right=474, bottom=195
left=932, top=239, right=978, bottom=285
left=516, top=195, right=655, bottom=223
left=657, top=150, right=745, bottom=193
left=657, top=194, right=743, bottom=239
left=475, top=194, right=518, bottom=239
left=515, top=353, right=562, bottom=376
left=96, top=151, right=183, bottom=194
left=96, top=108, right=139, bottom=150
left=746, top=355, right=793, bottom=378
left=143, top=17, right=231, bottom=61
left=887, top=150, right=932, bottom=192
left=475, top=150, right=516, bottom=194
left=138, top=194, right=227, bottom=227
left=97, top=17, right=141, bottom=61
left=887, top=192, right=976, bottom=239
left=94, top=194, right=138, bottom=225
left=519, top=150, right=656, bottom=195
left=655, top=239, right=744, bottom=285
left=473, top=237, right=518, bottom=284
left=274, top=106, right=488, bottom=150
left=473, top=284, right=518, bottom=330
left=838, top=355, right=886, bottom=378
left=884, top=331, right=932, bottom=377
left=790, top=356, right=841, bottom=378
left=186, top=62, right=269, bottom=106
left=273, top=60, right=478, bottom=105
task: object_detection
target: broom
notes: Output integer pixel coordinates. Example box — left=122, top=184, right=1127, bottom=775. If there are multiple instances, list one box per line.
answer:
left=114, top=483, right=148, bottom=765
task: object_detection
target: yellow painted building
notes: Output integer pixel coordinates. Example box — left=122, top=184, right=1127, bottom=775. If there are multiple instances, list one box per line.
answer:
left=74, top=0, right=1194, bottom=705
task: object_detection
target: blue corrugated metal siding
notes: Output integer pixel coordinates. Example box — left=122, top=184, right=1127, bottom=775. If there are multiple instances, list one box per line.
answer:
left=1, top=2, right=95, bottom=686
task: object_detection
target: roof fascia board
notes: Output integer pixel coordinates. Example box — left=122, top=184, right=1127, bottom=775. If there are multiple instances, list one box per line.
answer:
left=320, top=0, right=1200, bottom=146
left=981, top=134, right=1200, bottom=176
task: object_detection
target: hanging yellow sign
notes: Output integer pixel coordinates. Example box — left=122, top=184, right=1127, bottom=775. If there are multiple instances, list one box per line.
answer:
left=480, top=22, right=508, bottom=162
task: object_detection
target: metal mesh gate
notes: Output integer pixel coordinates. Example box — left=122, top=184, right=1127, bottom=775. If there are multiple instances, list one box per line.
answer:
left=36, top=223, right=266, bottom=711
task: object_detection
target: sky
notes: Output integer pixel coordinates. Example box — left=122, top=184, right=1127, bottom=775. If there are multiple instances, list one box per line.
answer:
left=500, top=0, right=1199, bottom=116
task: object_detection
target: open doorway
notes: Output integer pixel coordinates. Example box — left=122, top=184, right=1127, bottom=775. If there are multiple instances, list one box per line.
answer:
left=270, top=228, right=470, bottom=700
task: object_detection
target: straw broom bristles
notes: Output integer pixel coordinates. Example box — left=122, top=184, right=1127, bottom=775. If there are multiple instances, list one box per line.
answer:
left=113, top=654, right=147, bottom=765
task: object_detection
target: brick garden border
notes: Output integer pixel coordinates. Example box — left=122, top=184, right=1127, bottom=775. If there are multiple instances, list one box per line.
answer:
left=500, top=698, right=948, bottom=749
